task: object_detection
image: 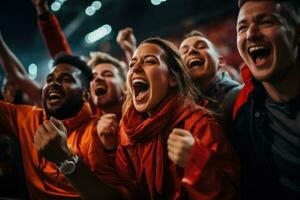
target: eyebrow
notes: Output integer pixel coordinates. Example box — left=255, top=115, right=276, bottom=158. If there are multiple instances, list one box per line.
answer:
left=101, top=69, right=114, bottom=74
left=131, top=54, right=157, bottom=61
left=195, top=40, right=207, bottom=46
left=143, top=55, right=157, bottom=59
left=237, top=13, right=275, bottom=25
left=130, top=57, right=137, bottom=62
left=59, top=72, right=73, bottom=78
left=46, top=73, right=53, bottom=79
left=46, top=72, right=74, bottom=80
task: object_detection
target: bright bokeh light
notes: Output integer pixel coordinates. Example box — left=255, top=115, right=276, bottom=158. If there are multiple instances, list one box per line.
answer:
left=85, top=6, right=96, bottom=16
left=28, top=63, right=38, bottom=80
left=85, top=24, right=112, bottom=44
left=57, top=0, right=66, bottom=4
left=51, top=2, right=61, bottom=12
left=48, top=60, right=53, bottom=70
left=151, top=0, right=161, bottom=6
left=92, top=1, right=102, bottom=10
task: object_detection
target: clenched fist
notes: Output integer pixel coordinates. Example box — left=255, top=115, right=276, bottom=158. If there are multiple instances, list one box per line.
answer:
left=31, top=0, right=49, bottom=15
left=116, top=27, right=137, bottom=64
left=167, top=128, right=195, bottom=168
left=97, top=113, right=119, bottom=151
left=34, top=117, right=72, bottom=165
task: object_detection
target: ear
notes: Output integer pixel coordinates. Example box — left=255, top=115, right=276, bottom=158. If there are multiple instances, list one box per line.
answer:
left=218, top=56, right=225, bottom=70
left=169, top=75, right=177, bottom=87
left=82, top=89, right=91, bottom=102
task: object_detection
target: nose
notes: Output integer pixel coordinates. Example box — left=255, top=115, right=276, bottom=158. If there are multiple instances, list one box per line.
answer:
left=93, top=74, right=105, bottom=82
left=131, top=62, right=143, bottom=73
left=246, top=23, right=260, bottom=41
left=187, top=46, right=198, bottom=55
left=48, top=79, right=62, bottom=87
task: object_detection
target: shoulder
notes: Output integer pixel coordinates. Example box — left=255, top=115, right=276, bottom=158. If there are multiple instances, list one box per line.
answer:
left=184, top=105, right=220, bottom=133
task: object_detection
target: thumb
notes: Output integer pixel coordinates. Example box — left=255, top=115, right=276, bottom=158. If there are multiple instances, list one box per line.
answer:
left=50, top=117, right=66, bottom=132
left=171, top=128, right=191, bottom=136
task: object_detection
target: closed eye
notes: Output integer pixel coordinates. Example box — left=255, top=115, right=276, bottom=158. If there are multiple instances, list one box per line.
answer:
left=46, top=75, right=53, bottom=84
left=195, top=41, right=207, bottom=49
left=237, top=24, right=248, bottom=33
left=180, top=47, right=188, bottom=54
left=60, top=75, right=75, bottom=83
left=129, top=61, right=136, bottom=68
left=144, top=58, right=156, bottom=64
left=102, top=71, right=114, bottom=77
left=260, top=20, right=274, bottom=27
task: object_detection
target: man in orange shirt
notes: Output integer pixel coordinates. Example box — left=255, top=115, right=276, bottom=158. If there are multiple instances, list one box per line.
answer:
left=0, top=53, right=127, bottom=199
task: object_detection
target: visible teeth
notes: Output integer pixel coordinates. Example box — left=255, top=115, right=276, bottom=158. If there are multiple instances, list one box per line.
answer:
left=190, top=58, right=200, bottom=62
left=249, top=46, right=266, bottom=53
left=49, top=93, right=61, bottom=100
left=132, top=79, right=147, bottom=85
left=188, top=58, right=205, bottom=68
left=95, top=85, right=105, bottom=90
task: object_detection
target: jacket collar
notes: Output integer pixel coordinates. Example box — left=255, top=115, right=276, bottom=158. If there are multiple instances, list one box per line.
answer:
left=62, top=103, right=93, bottom=131
left=60, top=102, right=93, bottom=133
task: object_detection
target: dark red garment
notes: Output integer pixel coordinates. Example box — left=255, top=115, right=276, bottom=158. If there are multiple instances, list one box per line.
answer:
left=38, top=13, right=72, bottom=58
left=116, top=93, right=240, bottom=200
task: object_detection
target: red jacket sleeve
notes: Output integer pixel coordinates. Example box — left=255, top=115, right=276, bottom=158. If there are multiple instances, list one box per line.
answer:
left=180, top=115, right=240, bottom=200
left=84, top=130, right=132, bottom=200
left=38, top=13, right=72, bottom=58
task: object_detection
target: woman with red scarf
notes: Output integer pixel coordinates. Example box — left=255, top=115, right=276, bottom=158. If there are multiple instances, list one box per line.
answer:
left=116, top=38, right=240, bottom=200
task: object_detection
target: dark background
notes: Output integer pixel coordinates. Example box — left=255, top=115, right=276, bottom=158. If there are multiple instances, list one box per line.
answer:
left=0, top=0, right=239, bottom=83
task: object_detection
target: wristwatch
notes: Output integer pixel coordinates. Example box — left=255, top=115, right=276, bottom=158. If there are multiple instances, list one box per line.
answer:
left=58, top=154, right=79, bottom=175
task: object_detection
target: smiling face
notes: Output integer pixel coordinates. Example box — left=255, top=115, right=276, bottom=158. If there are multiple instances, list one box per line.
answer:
left=237, top=1, right=299, bottom=82
left=179, top=36, right=221, bottom=85
left=42, top=64, right=85, bottom=119
left=128, top=43, right=174, bottom=115
left=90, top=63, right=125, bottom=108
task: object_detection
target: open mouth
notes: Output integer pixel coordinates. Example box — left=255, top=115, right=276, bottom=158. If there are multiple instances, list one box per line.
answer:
left=188, top=58, right=205, bottom=69
left=248, top=45, right=271, bottom=65
left=47, top=90, right=63, bottom=103
left=132, top=78, right=149, bottom=102
left=95, top=85, right=107, bottom=96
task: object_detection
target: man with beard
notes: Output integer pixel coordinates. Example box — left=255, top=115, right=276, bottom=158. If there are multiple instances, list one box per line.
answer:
left=233, top=0, right=300, bottom=199
left=0, top=53, right=127, bottom=199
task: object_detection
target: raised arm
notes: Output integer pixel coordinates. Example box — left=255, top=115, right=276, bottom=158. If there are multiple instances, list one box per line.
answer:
left=32, top=0, right=72, bottom=58
left=116, top=27, right=137, bottom=64
left=0, top=33, right=42, bottom=104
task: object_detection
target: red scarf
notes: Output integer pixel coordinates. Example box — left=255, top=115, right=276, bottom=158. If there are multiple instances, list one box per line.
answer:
left=119, top=93, right=201, bottom=198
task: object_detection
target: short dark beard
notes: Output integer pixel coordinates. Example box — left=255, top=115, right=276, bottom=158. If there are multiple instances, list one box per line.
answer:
left=44, top=100, right=84, bottom=120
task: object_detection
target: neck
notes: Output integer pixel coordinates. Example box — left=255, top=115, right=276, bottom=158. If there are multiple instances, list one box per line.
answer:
left=101, top=102, right=123, bottom=120
left=195, top=75, right=218, bottom=94
left=262, top=64, right=300, bottom=102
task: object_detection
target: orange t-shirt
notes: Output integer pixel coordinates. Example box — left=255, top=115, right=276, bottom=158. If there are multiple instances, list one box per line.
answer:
left=0, top=101, right=123, bottom=199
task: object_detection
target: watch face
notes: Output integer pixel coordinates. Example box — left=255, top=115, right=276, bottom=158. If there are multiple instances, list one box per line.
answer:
left=60, top=160, right=76, bottom=175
